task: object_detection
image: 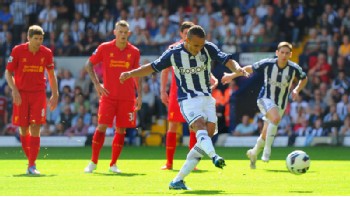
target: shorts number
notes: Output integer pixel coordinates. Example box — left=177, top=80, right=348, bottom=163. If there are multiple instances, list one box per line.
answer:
left=128, top=112, right=134, bottom=121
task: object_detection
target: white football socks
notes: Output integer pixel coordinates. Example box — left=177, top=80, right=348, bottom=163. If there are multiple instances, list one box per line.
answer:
left=196, top=130, right=216, bottom=158
left=173, top=146, right=204, bottom=182
left=264, top=123, right=278, bottom=153
left=252, top=136, right=265, bottom=155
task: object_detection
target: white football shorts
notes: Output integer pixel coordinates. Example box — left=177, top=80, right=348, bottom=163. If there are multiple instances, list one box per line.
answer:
left=257, top=98, right=285, bottom=121
left=179, top=96, right=217, bottom=127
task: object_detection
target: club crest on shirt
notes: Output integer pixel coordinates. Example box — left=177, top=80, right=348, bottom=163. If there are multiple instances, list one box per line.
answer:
left=127, top=54, right=131, bottom=59
left=7, top=56, right=13, bottom=63
left=189, top=112, right=194, bottom=117
left=110, top=53, right=114, bottom=57
left=285, top=75, right=291, bottom=81
left=199, top=54, right=207, bottom=62
left=41, top=58, right=45, bottom=64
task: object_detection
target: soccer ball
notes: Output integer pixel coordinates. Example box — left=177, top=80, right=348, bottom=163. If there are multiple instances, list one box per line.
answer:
left=286, top=150, right=310, bottom=175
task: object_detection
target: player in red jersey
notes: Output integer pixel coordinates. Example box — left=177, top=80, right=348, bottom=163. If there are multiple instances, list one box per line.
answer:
left=160, top=21, right=218, bottom=170
left=84, top=20, right=142, bottom=174
left=5, top=25, right=59, bottom=175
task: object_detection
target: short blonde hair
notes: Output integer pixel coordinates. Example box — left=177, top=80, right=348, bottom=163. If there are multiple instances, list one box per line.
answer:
left=115, top=20, right=129, bottom=29
left=28, top=25, right=44, bottom=38
left=277, top=41, right=292, bottom=51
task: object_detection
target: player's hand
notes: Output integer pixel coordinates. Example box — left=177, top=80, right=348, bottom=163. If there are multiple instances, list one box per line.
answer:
left=134, top=96, right=142, bottom=111
left=120, top=72, right=131, bottom=84
left=49, top=94, right=58, bottom=111
left=291, top=89, right=299, bottom=101
left=236, top=66, right=250, bottom=77
left=160, top=91, right=169, bottom=107
left=12, top=89, right=22, bottom=106
left=221, top=72, right=235, bottom=85
left=210, top=75, right=218, bottom=90
left=94, top=83, right=109, bottom=97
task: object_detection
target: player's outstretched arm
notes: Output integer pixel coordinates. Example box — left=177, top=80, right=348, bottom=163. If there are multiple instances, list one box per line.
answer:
left=225, top=59, right=250, bottom=77
left=120, top=64, right=155, bottom=84
left=221, top=66, right=253, bottom=85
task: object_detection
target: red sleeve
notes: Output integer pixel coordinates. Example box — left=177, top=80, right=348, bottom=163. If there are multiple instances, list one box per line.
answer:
left=89, top=45, right=104, bottom=65
left=46, top=49, right=55, bottom=70
left=132, top=49, right=140, bottom=69
left=6, top=46, right=19, bottom=72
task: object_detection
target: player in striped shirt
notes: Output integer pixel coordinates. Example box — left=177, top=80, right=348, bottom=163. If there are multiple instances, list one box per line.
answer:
left=120, top=25, right=248, bottom=190
left=221, top=41, right=308, bottom=169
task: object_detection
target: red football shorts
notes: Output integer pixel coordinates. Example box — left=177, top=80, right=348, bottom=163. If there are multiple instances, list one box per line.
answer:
left=168, top=89, right=185, bottom=123
left=12, top=91, right=47, bottom=127
left=98, top=96, right=136, bottom=128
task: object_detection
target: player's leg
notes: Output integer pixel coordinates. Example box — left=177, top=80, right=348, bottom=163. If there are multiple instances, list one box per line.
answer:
left=162, top=121, right=179, bottom=170
left=109, top=100, right=135, bottom=173
left=262, top=107, right=281, bottom=162
left=169, top=145, right=204, bottom=190
left=27, top=124, right=41, bottom=175
left=109, top=127, right=126, bottom=173
left=19, top=127, right=30, bottom=159
left=189, top=130, right=197, bottom=150
left=84, top=124, right=107, bottom=173
left=26, top=91, right=46, bottom=174
left=247, top=121, right=267, bottom=169
left=85, top=98, right=113, bottom=173
left=13, top=93, right=30, bottom=160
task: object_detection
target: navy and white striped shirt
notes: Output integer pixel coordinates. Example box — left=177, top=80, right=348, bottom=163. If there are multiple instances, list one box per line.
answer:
left=252, top=58, right=307, bottom=110
left=151, top=42, right=231, bottom=101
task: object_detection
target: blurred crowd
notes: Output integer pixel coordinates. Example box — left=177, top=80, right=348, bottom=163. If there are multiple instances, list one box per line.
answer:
left=0, top=0, right=350, bottom=146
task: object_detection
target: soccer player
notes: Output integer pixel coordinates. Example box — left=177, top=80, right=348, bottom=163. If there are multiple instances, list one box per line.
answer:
left=120, top=25, right=248, bottom=190
left=160, top=21, right=218, bottom=170
left=221, top=41, right=308, bottom=169
left=5, top=25, right=59, bottom=175
left=84, top=20, right=141, bottom=174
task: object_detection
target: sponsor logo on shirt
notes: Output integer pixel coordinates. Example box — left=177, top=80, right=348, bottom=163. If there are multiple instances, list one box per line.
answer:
left=110, top=60, right=130, bottom=68
left=266, top=78, right=289, bottom=88
left=22, top=65, right=44, bottom=72
left=179, top=65, right=207, bottom=75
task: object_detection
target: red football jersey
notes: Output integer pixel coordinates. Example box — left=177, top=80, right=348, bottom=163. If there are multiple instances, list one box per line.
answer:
left=6, top=43, right=54, bottom=92
left=89, top=40, right=140, bottom=100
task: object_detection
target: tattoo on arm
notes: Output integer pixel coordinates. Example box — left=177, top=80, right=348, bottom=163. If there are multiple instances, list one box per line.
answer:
left=85, top=60, right=99, bottom=85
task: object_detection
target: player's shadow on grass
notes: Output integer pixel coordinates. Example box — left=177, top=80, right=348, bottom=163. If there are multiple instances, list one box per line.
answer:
left=171, top=169, right=208, bottom=173
left=12, top=174, right=56, bottom=178
left=289, top=190, right=313, bottom=194
left=265, top=169, right=290, bottom=173
left=266, top=169, right=315, bottom=174
left=182, top=190, right=225, bottom=195
left=92, top=172, right=146, bottom=177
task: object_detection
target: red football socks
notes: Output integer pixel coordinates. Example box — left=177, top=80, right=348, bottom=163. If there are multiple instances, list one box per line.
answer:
left=91, top=131, right=105, bottom=164
left=189, top=131, right=197, bottom=150
left=110, top=133, right=125, bottom=167
left=28, top=136, right=40, bottom=167
left=165, top=132, right=177, bottom=166
left=20, top=135, right=30, bottom=159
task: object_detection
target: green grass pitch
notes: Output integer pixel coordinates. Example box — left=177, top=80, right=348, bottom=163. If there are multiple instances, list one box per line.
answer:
left=0, top=146, right=349, bottom=196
